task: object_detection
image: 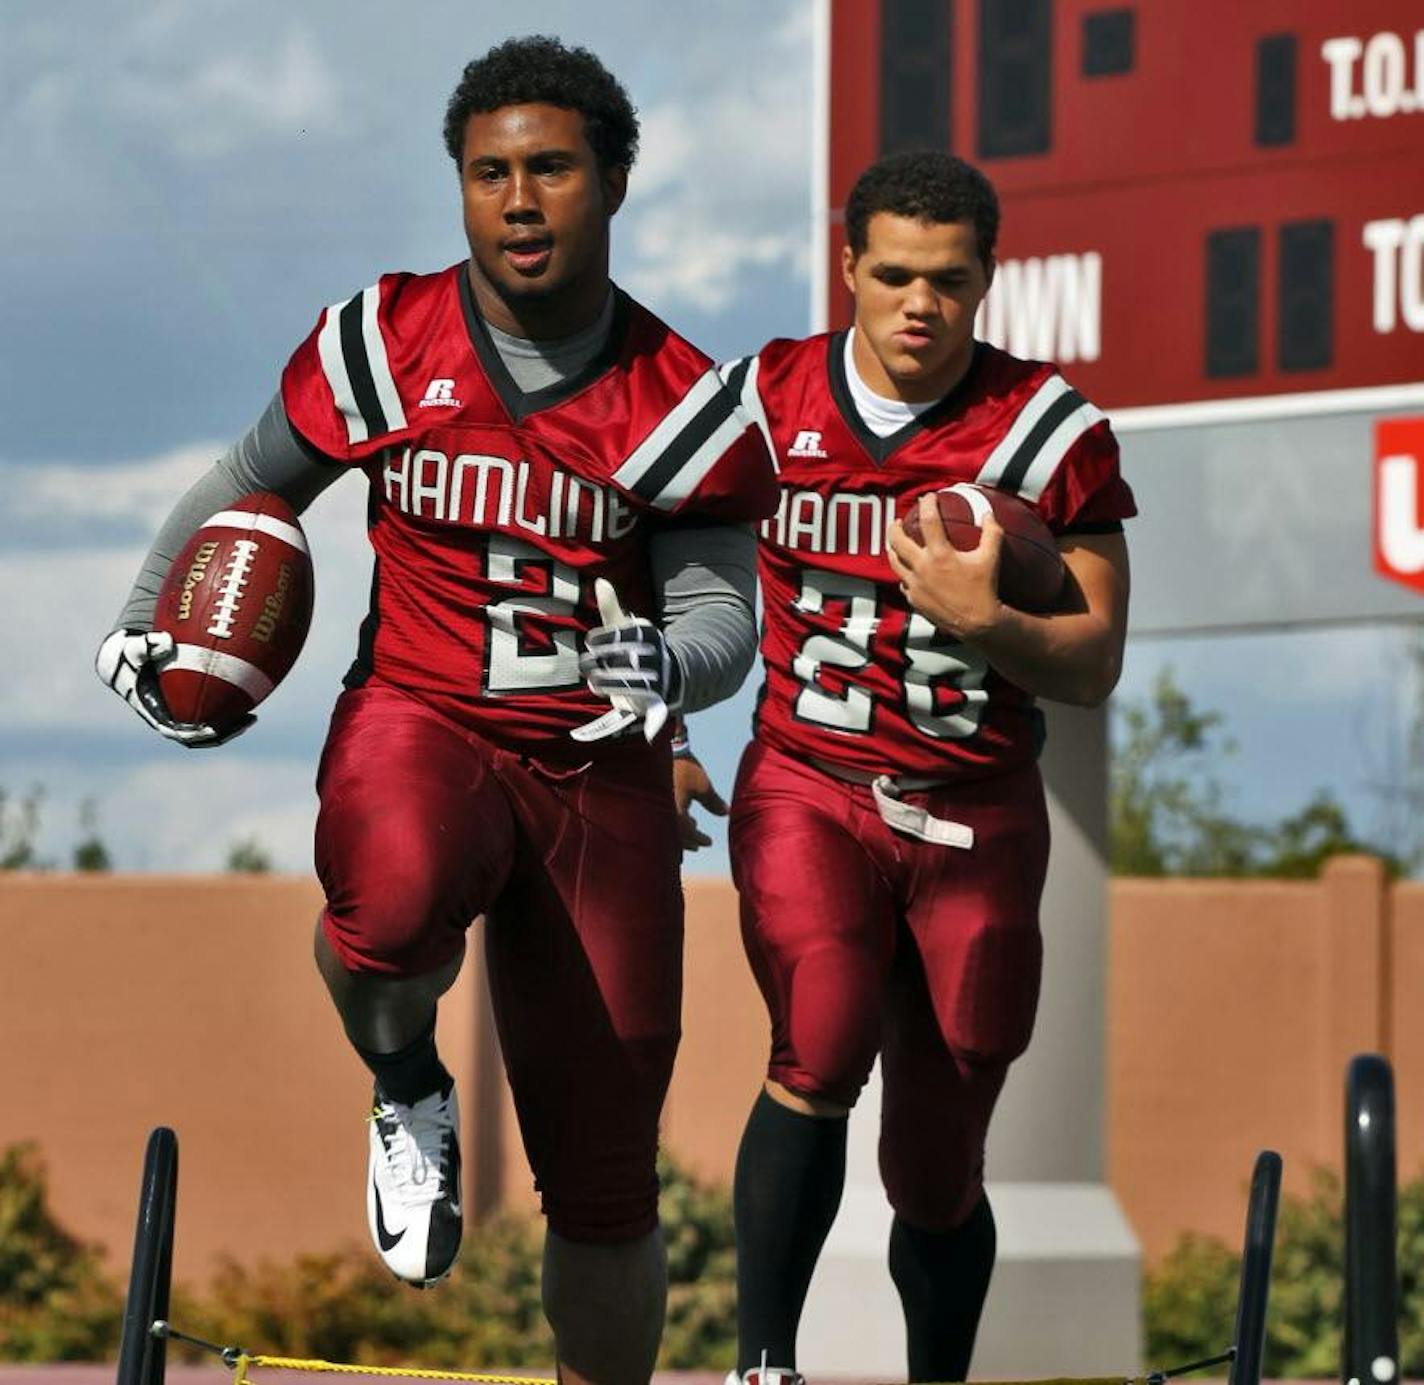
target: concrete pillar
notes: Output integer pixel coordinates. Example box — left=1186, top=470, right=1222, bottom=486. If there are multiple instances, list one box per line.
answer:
left=798, top=702, right=1142, bottom=1379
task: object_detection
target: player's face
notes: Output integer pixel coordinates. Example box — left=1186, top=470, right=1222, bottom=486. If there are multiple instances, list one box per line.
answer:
left=459, top=103, right=627, bottom=336
left=842, top=213, right=992, bottom=402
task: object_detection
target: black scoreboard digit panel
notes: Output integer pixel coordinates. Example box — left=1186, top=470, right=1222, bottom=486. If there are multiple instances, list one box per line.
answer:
left=824, top=0, right=1424, bottom=409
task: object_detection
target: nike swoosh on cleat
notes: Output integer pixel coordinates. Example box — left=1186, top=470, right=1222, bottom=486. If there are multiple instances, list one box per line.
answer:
left=373, top=1182, right=406, bottom=1252
left=447, top=1136, right=463, bottom=1217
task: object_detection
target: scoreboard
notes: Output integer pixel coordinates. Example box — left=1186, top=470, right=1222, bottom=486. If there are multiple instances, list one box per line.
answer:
left=820, top=0, right=1424, bottom=412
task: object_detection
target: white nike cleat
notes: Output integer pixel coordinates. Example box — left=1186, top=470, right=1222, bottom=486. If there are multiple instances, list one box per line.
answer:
left=366, top=1081, right=463, bottom=1287
left=724, top=1357, right=805, bottom=1385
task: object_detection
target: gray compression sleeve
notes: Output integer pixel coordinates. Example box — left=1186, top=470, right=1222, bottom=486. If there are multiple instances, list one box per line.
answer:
left=115, top=394, right=344, bottom=630
left=650, top=523, right=759, bottom=714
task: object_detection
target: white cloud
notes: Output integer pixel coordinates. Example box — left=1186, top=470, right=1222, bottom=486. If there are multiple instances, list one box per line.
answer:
left=617, top=4, right=812, bottom=313
left=1, top=444, right=371, bottom=732
left=6, top=11, right=342, bottom=168
left=626, top=211, right=804, bottom=313
left=116, top=28, right=341, bottom=159
left=4, top=446, right=216, bottom=527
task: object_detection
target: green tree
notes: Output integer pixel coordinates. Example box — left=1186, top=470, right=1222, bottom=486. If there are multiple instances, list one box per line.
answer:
left=1110, top=669, right=1260, bottom=876
left=658, top=1155, right=737, bottom=1367
left=181, top=1156, right=736, bottom=1370
left=1111, top=669, right=1395, bottom=878
left=71, top=798, right=112, bottom=873
left=0, top=785, right=47, bottom=871
left=225, top=836, right=273, bottom=873
left=0, top=1144, right=123, bottom=1359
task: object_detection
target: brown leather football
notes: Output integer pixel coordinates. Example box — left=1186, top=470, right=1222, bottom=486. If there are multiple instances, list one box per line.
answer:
left=900, top=482, right=1064, bottom=612
left=153, top=492, right=314, bottom=728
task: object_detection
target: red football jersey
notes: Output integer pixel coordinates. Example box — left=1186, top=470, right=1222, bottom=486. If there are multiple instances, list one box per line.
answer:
left=727, top=333, right=1136, bottom=780
left=282, top=263, right=777, bottom=749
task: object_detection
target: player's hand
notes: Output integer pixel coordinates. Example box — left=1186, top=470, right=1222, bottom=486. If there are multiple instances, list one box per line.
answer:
left=672, top=752, right=728, bottom=851
left=571, top=580, right=682, bottom=743
left=95, top=629, right=254, bottom=749
left=888, top=493, right=1005, bottom=641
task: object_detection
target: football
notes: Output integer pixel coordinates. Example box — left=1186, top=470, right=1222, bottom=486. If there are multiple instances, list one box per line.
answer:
left=153, top=492, right=314, bottom=728
left=900, top=482, right=1064, bottom=612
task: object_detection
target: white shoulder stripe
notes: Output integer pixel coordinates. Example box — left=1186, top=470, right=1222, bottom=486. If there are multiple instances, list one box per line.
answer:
left=612, top=368, right=724, bottom=493
left=975, top=374, right=1072, bottom=489
left=360, top=284, right=407, bottom=434
left=719, top=355, right=776, bottom=472
left=169, top=644, right=275, bottom=702
left=201, top=510, right=309, bottom=554
left=1016, top=400, right=1106, bottom=502
left=317, top=296, right=366, bottom=444
left=646, top=408, right=750, bottom=511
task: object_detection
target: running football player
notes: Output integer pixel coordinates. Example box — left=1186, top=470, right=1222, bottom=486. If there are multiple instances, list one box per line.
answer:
left=97, top=36, right=775, bottom=1385
left=693, top=151, right=1135, bottom=1383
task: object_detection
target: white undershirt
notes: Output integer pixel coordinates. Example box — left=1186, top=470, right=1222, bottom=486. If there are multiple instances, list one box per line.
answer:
left=843, top=329, right=940, bottom=438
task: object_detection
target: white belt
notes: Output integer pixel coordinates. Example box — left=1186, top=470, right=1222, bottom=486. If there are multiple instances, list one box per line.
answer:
left=809, top=758, right=975, bottom=850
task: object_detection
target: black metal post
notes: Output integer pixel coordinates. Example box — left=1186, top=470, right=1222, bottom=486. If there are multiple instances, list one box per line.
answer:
left=116, top=1128, right=179, bottom=1385
left=1344, top=1055, right=1398, bottom=1385
left=1228, top=1149, right=1281, bottom=1385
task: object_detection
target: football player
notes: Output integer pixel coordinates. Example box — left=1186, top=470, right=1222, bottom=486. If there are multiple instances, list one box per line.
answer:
left=683, top=150, right=1135, bottom=1384
left=97, top=37, right=775, bottom=1385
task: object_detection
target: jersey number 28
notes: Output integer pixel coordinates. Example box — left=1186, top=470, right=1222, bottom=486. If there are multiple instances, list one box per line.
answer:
left=791, top=570, right=988, bottom=739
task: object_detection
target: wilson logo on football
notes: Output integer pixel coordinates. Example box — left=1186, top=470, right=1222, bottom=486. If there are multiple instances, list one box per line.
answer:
left=154, top=493, right=314, bottom=730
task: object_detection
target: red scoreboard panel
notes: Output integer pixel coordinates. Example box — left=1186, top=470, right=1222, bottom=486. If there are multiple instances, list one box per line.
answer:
left=823, top=0, right=1424, bottom=410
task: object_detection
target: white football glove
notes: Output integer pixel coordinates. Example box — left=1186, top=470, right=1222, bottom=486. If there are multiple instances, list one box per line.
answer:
left=570, top=579, right=681, bottom=744
left=94, top=628, right=253, bottom=749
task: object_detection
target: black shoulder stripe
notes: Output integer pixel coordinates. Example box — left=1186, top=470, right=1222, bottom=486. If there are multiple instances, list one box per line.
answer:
left=625, top=388, right=738, bottom=503
left=338, top=295, right=390, bottom=439
left=996, top=387, right=1085, bottom=494
left=721, top=355, right=753, bottom=400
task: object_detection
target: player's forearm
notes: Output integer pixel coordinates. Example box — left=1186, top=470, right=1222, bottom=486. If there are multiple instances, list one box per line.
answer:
left=115, top=461, right=256, bottom=631
left=650, top=522, right=759, bottom=713
left=114, top=394, right=341, bottom=631
left=664, top=596, right=758, bottom=712
left=970, top=605, right=1123, bottom=707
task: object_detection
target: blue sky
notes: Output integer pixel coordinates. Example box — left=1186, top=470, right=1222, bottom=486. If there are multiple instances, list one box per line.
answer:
left=2, top=0, right=1417, bottom=874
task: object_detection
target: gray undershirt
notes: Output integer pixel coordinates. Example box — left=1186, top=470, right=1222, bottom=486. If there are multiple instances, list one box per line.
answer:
left=115, top=301, right=757, bottom=714
left=487, top=292, right=615, bottom=393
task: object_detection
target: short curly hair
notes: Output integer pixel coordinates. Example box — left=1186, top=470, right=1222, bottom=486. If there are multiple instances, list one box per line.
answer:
left=443, top=35, right=639, bottom=173
left=845, top=151, right=1000, bottom=267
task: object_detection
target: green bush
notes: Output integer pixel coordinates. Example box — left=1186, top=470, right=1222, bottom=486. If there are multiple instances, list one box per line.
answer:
left=183, top=1213, right=552, bottom=1369
left=187, top=1157, right=735, bottom=1370
left=0, top=1144, right=123, bottom=1359
left=0, top=1141, right=738, bottom=1370
left=1146, top=1167, right=1424, bottom=1377
left=659, top=1155, right=738, bottom=1368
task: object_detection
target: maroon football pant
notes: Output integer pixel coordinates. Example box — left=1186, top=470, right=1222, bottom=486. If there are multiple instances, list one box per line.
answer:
left=315, top=682, right=684, bottom=1242
left=729, top=740, right=1048, bottom=1230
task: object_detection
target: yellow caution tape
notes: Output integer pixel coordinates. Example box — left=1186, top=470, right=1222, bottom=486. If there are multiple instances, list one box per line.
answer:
left=232, top=1353, right=554, bottom=1385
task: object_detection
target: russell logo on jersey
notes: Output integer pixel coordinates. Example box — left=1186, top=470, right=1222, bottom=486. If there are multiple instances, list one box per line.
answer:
left=419, top=377, right=463, bottom=409
left=787, top=429, right=829, bottom=458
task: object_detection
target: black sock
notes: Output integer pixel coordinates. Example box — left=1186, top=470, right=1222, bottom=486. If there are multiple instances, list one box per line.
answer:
left=888, top=1195, right=996, bottom=1383
left=733, top=1090, right=848, bottom=1372
left=354, top=1012, right=450, bottom=1105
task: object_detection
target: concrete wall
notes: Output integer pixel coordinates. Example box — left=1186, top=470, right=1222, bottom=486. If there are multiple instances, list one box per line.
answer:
left=0, top=857, right=1415, bottom=1285
left=1107, top=854, right=1421, bottom=1262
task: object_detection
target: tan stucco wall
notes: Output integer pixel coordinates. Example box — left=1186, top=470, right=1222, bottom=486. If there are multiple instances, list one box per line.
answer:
left=0, top=857, right=1412, bottom=1283
left=1106, top=855, right=1415, bottom=1261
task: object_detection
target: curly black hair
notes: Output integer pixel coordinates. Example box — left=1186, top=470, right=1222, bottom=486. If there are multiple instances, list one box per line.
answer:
left=844, top=151, right=1000, bottom=267
left=443, top=35, right=639, bottom=173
